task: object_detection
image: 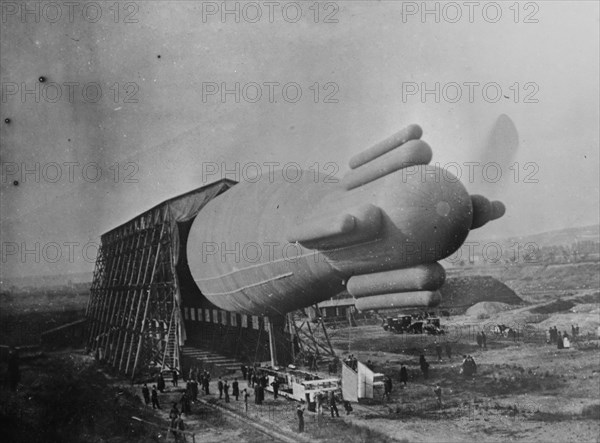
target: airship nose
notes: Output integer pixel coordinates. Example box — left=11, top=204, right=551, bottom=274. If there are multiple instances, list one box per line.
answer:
left=382, top=164, right=474, bottom=263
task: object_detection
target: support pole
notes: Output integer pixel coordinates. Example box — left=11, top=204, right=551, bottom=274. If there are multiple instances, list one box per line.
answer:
left=267, top=317, right=278, bottom=367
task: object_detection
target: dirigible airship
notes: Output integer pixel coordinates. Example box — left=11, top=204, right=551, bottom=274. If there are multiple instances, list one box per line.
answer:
left=187, top=125, right=505, bottom=316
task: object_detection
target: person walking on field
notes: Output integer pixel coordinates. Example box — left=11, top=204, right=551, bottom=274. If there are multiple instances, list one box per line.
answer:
left=218, top=378, right=224, bottom=399
left=297, top=403, right=305, bottom=433
left=232, top=379, right=240, bottom=401
left=271, top=379, right=280, bottom=399
left=435, top=342, right=443, bottom=361
left=141, top=384, right=150, bottom=405
left=330, top=391, right=340, bottom=417
left=400, top=365, right=408, bottom=387
left=420, top=355, right=430, bottom=379
left=224, top=380, right=230, bottom=403
left=157, top=373, right=166, bottom=392
left=151, top=385, right=161, bottom=409
left=433, top=385, right=442, bottom=408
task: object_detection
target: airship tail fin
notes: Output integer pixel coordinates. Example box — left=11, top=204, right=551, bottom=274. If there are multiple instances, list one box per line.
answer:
left=347, top=264, right=445, bottom=310
left=348, top=124, right=423, bottom=169
left=342, top=139, right=433, bottom=190
left=286, top=204, right=382, bottom=250
left=354, top=290, right=442, bottom=311
left=346, top=264, right=446, bottom=297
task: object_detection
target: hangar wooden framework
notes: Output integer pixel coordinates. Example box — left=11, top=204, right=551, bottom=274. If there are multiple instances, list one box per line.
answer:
left=85, top=180, right=235, bottom=380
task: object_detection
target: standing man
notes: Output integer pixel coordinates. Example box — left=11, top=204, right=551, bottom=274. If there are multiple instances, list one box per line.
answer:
left=241, top=365, right=247, bottom=380
left=172, top=369, right=179, bottom=387
left=151, top=385, right=161, bottom=409
left=384, top=376, right=393, bottom=401
left=481, top=331, right=487, bottom=349
left=330, top=391, right=340, bottom=417
left=181, top=392, right=191, bottom=415
left=232, top=379, right=240, bottom=401
left=435, top=342, right=443, bottom=362
left=243, top=388, right=250, bottom=413
left=433, top=385, right=442, bottom=408
left=157, top=373, right=166, bottom=393
left=191, top=378, right=198, bottom=402
left=224, top=380, right=230, bottom=403
left=316, top=391, right=324, bottom=415
left=400, top=365, right=408, bottom=387
left=420, top=355, right=430, bottom=379
left=217, top=378, right=224, bottom=399
left=297, top=402, right=305, bottom=433
left=141, top=383, right=150, bottom=405
left=271, top=378, right=280, bottom=399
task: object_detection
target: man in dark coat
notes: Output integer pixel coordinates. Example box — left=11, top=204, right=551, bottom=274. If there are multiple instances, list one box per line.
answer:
left=420, top=355, right=430, bottom=379
left=384, top=376, right=393, bottom=401
left=172, top=369, right=179, bottom=387
left=224, top=380, right=230, bottom=403
left=157, top=373, right=166, bottom=392
left=400, top=365, right=408, bottom=386
left=271, top=379, right=280, bottom=399
left=435, top=342, right=443, bottom=361
left=258, top=384, right=264, bottom=403
left=218, top=378, right=224, bottom=399
left=191, top=379, right=198, bottom=401
left=297, top=403, right=305, bottom=433
left=330, top=391, right=340, bottom=417
left=180, top=393, right=191, bottom=414
left=141, top=383, right=150, bottom=405
left=254, top=384, right=261, bottom=404
left=241, top=365, right=247, bottom=380
left=151, top=385, right=161, bottom=409
left=232, top=379, right=240, bottom=400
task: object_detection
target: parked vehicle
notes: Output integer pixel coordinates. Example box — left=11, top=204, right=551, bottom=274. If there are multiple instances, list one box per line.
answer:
left=382, top=316, right=412, bottom=333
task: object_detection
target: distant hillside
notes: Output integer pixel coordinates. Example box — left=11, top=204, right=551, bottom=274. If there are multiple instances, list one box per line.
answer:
left=0, top=272, right=93, bottom=291
left=483, top=224, right=599, bottom=250
left=446, top=262, right=599, bottom=304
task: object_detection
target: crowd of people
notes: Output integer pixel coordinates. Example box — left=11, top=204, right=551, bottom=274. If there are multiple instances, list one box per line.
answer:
left=138, top=341, right=484, bottom=437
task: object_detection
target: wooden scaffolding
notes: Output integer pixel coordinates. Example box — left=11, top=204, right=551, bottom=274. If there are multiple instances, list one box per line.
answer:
left=85, top=179, right=235, bottom=380
left=287, top=305, right=336, bottom=365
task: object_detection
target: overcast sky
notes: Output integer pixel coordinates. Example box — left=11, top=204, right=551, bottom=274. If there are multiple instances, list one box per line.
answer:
left=1, top=1, right=598, bottom=279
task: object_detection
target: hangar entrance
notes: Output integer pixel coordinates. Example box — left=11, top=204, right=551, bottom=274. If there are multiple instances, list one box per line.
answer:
left=85, top=180, right=236, bottom=380
left=85, top=178, right=306, bottom=381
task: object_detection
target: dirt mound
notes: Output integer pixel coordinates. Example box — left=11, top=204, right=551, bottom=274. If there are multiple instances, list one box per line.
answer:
left=466, top=302, right=513, bottom=317
left=439, top=276, right=523, bottom=314
left=570, top=303, right=600, bottom=313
